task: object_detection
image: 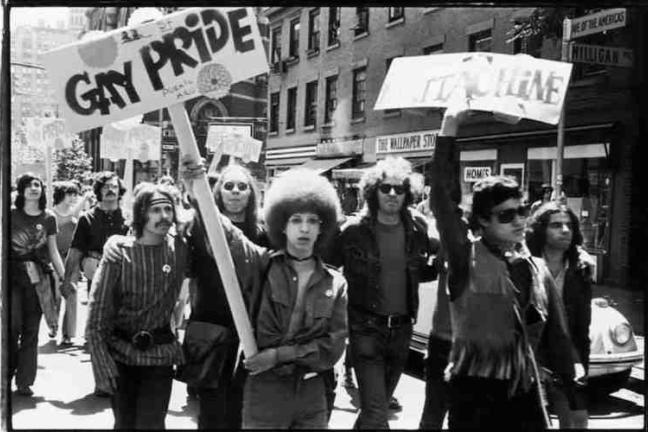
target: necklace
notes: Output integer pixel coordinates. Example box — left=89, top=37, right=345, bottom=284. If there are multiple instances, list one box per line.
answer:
left=285, top=251, right=314, bottom=262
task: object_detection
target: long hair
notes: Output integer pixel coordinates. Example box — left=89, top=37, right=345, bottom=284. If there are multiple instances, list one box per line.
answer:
left=263, top=168, right=341, bottom=253
left=526, top=201, right=583, bottom=267
left=15, top=173, right=47, bottom=210
left=53, top=181, right=80, bottom=205
left=131, top=182, right=178, bottom=238
left=359, top=156, right=422, bottom=219
left=469, top=175, right=522, bottom=231
left=213, top=164, right=260, bottom=236
left=93, top=171, right=126, bottom=202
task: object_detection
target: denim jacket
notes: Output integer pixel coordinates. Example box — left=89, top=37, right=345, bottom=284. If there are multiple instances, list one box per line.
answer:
left=326, top=208, right=439, bottom=320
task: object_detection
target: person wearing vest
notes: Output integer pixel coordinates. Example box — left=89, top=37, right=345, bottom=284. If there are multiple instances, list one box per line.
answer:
left=86, top=183, right=187, bottom=429
left=526, top=202, right=593, bottom=428
left=430, top=106, right=579, bottom=430
left=327, top=156, right=440, bottom=429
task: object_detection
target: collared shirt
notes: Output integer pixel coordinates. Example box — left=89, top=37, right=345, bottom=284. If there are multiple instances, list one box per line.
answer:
left=86, top=234, right=186, bottom=385
left=70, top=206, right=129, bottom=254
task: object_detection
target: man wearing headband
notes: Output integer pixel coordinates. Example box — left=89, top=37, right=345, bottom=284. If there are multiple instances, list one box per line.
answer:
left=85, top=183, right=188, bottom=429
left=428, top=107, right=578, bottom=430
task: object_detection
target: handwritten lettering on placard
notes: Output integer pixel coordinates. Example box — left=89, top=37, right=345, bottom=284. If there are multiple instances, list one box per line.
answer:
left=374, top=53, right=572, bottom=125
left=43, top=7, right=268, bottom=133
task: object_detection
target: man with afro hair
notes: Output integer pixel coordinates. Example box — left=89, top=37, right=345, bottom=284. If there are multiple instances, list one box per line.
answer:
left=326, top=156, right=440, bottom=429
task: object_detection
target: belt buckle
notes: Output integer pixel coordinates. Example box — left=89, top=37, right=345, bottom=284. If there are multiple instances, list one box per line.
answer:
left=132, top=330, right=154, bottom=350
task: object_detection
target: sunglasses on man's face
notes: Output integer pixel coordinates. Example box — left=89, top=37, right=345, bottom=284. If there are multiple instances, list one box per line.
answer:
left=378, top=183, right=406, bottom=195
left=491, top=205, right=529, bottom=224
left=223, top=182, right=249, bottom=192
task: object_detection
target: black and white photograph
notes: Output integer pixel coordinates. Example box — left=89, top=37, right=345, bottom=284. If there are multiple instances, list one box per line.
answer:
left=1, top=4, right=645, bottom=430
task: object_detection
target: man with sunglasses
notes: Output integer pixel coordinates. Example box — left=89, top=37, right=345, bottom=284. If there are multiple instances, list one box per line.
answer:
left=327, top=156, right=439, bottom=429
left=429, top=106, right=578, bottom=430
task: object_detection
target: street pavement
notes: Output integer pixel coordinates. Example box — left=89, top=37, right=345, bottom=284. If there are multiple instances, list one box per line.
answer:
left=9, top=281, right=645, bottom=429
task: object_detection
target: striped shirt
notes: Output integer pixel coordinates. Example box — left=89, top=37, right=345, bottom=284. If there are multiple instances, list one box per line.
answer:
left=86, top=234, right=186, bottom=387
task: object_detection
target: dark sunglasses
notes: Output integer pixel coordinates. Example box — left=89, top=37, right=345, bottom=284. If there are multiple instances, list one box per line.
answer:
left=492, top=205, right=529, bottom=224
left=223, top=182, right=249, bottom=192
left=378, top=183, right=406, bottom=195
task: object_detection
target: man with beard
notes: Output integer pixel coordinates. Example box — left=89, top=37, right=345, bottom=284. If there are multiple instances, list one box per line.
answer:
left=60, top=171, right=129, bottom=396
left=86, top=183, right=187, bottom=429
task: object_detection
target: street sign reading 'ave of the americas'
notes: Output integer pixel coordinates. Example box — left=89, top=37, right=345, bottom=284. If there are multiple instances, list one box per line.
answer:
left=569, top=8, right=626, bottom=40
left=42, top=7, right=268, bottom=133
left=570, top=43, right=633, bottom=68
left=374, top=53, right=572, bottom=125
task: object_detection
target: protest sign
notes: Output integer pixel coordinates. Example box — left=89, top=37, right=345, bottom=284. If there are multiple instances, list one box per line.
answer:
left=44, top=7, right=268, bottom=358
left=24, top=117, right=75, bottom=151
left=43, top=7, right=268, bottom=133
left=206, top=124, right=261, bottom=163
left=100, top=123, right=161, bottom=162
left=374, top=52, right=573, bottom=125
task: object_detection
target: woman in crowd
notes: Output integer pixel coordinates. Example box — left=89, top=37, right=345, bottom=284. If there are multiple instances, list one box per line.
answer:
left=526, top=202, right=593, bottom=429
left=10, top=173, right=66, bottom=396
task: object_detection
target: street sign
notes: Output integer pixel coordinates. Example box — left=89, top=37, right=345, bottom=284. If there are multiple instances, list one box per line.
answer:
left=570, top=8, right=626, bottom=40
left=570, top=43, right=633, bottom=68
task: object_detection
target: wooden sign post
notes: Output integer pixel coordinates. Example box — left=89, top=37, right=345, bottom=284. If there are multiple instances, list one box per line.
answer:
left=43, top=7, right=269, bottom=357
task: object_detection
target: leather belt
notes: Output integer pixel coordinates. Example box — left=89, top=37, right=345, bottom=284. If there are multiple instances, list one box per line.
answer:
left=114, top=326, right=175, bottom=350
left=371, top=314, right=413, bottom=328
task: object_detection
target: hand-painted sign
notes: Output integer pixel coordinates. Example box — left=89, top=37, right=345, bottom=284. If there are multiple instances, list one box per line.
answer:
left=464, top=166, right=492, bottom=182
left=205, top=124, right=261, bottom=162
left=374, top=53, right=573, bottom=125
left=24, top=117, right=75, bottom=151
left=43, top=7, right=268, bottom=133
left=569, top=8, right=626, bottom=40
left=570, top=43, right=633, bottom=68
left=101, top=123, right=161, bottom=162
left=376, top=130, right=438, bottom=155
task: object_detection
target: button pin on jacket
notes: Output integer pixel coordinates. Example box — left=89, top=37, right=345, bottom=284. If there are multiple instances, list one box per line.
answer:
left=325, top=289, right=333, bottom=297
left=162, top=264, right=171, bottom=274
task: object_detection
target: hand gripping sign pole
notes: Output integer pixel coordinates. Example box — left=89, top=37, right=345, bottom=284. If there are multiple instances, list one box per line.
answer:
left=42, top=7, right=269, bottom=358
left=168, top=103, right=257, bottom=357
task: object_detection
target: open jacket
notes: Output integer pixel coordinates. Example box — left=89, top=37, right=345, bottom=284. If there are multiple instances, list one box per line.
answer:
left=561, top=253, right=593, bottom=373
left=326, top=208, right=439, bottom=320
left=221, top=216, right=348, bottom=374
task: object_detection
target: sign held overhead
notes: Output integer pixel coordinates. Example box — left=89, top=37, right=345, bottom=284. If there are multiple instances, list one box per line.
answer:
left=569, top=8, right=626, bottom=39
left=374, top=52, right=573, bottom=125
left=43, top=7, right=268, bottom=133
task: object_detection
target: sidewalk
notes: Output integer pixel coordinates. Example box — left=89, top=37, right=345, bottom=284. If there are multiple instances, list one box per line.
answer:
left=592, top=284, right=644, bottom=336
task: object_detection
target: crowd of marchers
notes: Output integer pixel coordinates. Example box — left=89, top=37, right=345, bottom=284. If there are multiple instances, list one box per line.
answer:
left=9, top=106, right=594, bottom=430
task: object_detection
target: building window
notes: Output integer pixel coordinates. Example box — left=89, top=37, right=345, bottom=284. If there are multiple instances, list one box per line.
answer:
left=352, top=67, right=367, bottom=119
left=289, top=18, right=300, bottom=59
left=355, top=7, right=369, bottom=36
left=271, top=27, right=282, bottom=64
left=423, top=43, right=444, bottom=55
left=384, top=58, right=400, bottom=115
left=269, top=92, right=280, bottom=133
left=469, top=29, right=492, bottom=52
left=286, top=87, right=297, bottom=130
left=324, top=75, right=338, bottom=124
left=328, top=7, right=340, bottom=46
left=304, top=80, right=318, bottom=127
left=388, top=7, right=404, bottom=22
left=308, top=8, right=320, bottom=52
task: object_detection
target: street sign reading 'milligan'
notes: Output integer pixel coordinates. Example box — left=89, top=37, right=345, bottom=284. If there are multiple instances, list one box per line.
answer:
left=570, top=43, right=633, bottom=68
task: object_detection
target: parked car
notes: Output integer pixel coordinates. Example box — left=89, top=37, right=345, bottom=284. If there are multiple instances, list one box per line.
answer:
left=411, top=286, right=643, bottom=394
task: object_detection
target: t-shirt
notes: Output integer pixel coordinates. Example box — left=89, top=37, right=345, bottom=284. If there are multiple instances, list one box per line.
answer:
left=53, top=208, right=78, bottom=258
left=10, top=208, right=58, bottom=265
left=376, top=221, right=408, bottom=316
left=70, top=206, right=129, bottom=255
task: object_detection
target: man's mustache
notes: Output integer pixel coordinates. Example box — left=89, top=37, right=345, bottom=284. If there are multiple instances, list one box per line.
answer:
left=104, top=191, right=117, bottom=197
left=156, top=220, right=172, bottom=228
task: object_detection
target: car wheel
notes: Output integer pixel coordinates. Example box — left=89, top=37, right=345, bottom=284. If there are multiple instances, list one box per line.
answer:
left=587, top=369, right=632, bottom=397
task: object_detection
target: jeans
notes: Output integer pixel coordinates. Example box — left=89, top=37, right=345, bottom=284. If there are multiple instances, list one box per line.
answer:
left=448, top=375, right=545, bottom=431
left=197, top=364, right=246, bottom=429
left=242, top=371, right=328, bottom=429
left=10, top=274, right=43, bottom=389
left=111, top=363, right=174, bottom=430
left=60, top=281, right=77, bottom=339
left=419, top=335, right=451, bottom=430
left=349, top=317, right=412, bottom=429
left=546, top=378, right=588, bottom=429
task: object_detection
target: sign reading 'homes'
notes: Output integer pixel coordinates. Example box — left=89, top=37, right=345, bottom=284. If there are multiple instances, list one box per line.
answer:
left=374, top=53, right=573, bottom=125
left=376, top=130, right=438, bottom=155
left=464, top=166, right=492, bottom=182
left=43, top=7, right=268, bottom=133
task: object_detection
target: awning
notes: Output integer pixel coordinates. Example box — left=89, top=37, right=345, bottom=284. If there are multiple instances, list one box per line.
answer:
left=297, top=157, right=354, bottom=174
left=332, top=163, right=376, bottom=180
